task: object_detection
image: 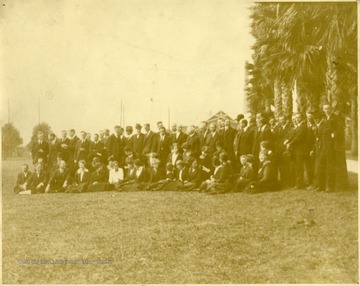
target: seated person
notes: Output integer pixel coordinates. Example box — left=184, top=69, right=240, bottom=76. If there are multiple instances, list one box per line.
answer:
left=146, top=158, right=165, bottom=190
left=108, top=161, right=124, bottom=190
left=167, top=144, right=182, bottom=166
left=45, top=160, right=70, bottom=193
left=177, top=158, right=205, bottom=191
left=198, top=146, right=212, bottom=177
left=260, top=141, right=274, bottom=161
left=213, top=141, right=225, bottom=158
left=87, top=157, right=110, bottom=192
left=66, top=160, right=91, bottom=193
left=28, top=163, right=49, bottom=194
left=181, top=143, right=194, bottom=166
left=115, top=159, right=147, bottom=192
left=14, top=164, right=32, bottom=194
left=231, top=154, right=255, bottom=192
left=245, top=151, right=278, bottom=194
left=147, top=163, right=177, bottom=191
left=207, top=152, right=235, bottom=194
left=199, top=156, right=223, bottom=192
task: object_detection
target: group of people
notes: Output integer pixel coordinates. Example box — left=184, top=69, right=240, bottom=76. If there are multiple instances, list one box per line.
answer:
left=14, top=102, right=348, bottom=195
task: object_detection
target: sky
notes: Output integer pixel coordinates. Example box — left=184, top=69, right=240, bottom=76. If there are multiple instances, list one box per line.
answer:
left=0, top=0, right=255, bottom=144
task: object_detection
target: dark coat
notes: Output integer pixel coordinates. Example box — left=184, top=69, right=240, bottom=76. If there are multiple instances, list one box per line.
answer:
left=68, top=136, right=79, bottom=164
left=171, top=132, right=188, bottom=148
left=58, top=138, right=70, bottom=162
left=132, top=133, right=145, bottom=158
left=142, top=131, right=157, bottom=155
left=156, top=134, right=171, bottom=164
left=186, top=133, right=200, bottom=155
left=75, top=139, right=91, bottom=162
left=106, top=134, right=124, bottom=164
left=31, top=140, right=50, bottom=164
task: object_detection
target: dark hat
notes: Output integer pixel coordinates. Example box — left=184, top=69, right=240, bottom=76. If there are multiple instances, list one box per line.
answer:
left=126, top=126, right=133, bottom=132
left=236, top=114, right=244, bottom=122
left=135, top=124, right=142, bottom=130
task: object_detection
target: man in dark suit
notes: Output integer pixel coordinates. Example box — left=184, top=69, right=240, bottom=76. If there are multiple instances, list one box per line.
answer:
left=14, top=164, right=32, bottom=193
left=156, top=126, right=171, bottom=167
left=31, top=131, right=49, bottom=165
left=75, top=131, right=91, bottom=164
left=132, top=124, right=145, bottom=160
left=106, top=126, right=125, bottom=167
left=28, top=163, right=49, bottom=194
left=186, top=125, right=200, bottom=155
left=222, top=119, right=237, bottom=165
left=253, top=117, right=273, bottom=159
left=124, top=126, right=134, bottom=150
left=198, top=121, right=210, bottom=148
left=286, top=113, right=308, bottom=189
left=206, top=123, right=222, bottom=157
left=58, top=130, right=70, bottom=163
left=273, top=115, right=292, bottom=188
left=171, top=124, right=188, bottom=149
left=142, top=123, right=157, bottom=159
left=48, top=132, right=60, bottom=171
left=89, top=133, right=104, bottom=162
left=67, top=129, right=79, bottom=167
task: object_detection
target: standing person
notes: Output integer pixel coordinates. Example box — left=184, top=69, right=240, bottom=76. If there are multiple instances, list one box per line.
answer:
left=45, top=160, right=71, bottom=193
left=124, top=126, right=134, bottom=150
left=305, top=111, right=316, bottom=188
left=286, top=113, right=307, bottom=189
left=31, top=131, right=49, bottom=165
left=198, top=121, right=210, bottom=148
left=273, top=115, right=292, bottom=188
left=68, top=129, right=79, bottom=170
left=157, top=126, right=171, bottom=168
left=206, top=123, right=222, bottom=157
left=253, top=116, right=272, bottom=160
left=171, top=124, right=188, bottom=150
left=75, top=131, right=90, bottom=164
left=106, top=126, right=125, bottom=167
left=14, top=164, right=32, bottom=194
left=132, top=124, right=145, bottom=160
left=89, top=133, right=104, bottom=162
left=186, top=125, right=200, bottom=155
left=48, top=133, right=60, bottom=172
left=222, top=119, right=237, bottom=166
left=217, top=118, right=225, bottom=135
left=142, top=123, right=157, bottom=163
left=58, top=130, right=70, bottom=163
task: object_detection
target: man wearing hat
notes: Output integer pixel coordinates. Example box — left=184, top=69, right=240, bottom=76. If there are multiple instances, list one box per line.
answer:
left=132, top=124, right=145, bottom=161
left=156, top=126, right=171, bottom=167
left=124, top=126, right=134, bottom=150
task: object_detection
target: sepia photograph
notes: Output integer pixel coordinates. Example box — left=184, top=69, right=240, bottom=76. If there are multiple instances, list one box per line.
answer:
left=0, top=0, right=358, bottom=284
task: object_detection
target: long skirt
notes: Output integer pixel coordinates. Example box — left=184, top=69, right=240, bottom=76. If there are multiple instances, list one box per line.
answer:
left=86, top=182, right=111, bottom=192
left=66, top=183, right=89, bottom=193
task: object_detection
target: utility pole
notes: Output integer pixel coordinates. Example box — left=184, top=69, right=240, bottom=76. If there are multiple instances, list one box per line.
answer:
left=7, top=97, right=10, bottom=123
left=168, top=106, right=170, bottom=130
left=38, top=96, right=41, bottom=124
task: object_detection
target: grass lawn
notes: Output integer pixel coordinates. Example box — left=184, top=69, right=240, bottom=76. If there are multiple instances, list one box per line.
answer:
left=2, top=158, right=358, bottom=284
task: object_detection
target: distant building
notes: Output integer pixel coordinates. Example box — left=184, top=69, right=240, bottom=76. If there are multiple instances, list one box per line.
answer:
left=205, top=111, right=238, bottom=129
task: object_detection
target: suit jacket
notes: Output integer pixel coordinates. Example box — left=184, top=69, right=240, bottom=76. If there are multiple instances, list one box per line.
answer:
left=142, top=131, right=157, bottom=155
left=31, top=140, right=49, bottom=163
left=132, top=133, right=145, bottom=157
left=186, top=132, right=200, bottom=155
left=58, top=138, right=70, bottom=162
left=198, top=129, right=210, bottom=148
left=49, top=168, right=71, bottom=187
left=106, top=134, right=124, bottom=163
left=156, top=134, right=171, bottom=162
left=148, top=167, right=164, bottom=183
left=49, top=139, right=61, bottom=165
left=16, top=171, right=33, bottom=186
left=273, top=124, right=292, bottom=156
left=89, top=141, right=104, bottom=159
left=288, top=122, right=307, bottom=154
left=29, top=171, right=49, bottom=188
left=206, top=132, right=222, bottom=155
left=218, top=162, right=234, bottom=183
left=171, top=132, right=188, bottom=148
left=73, top=170, right=91, bottom=185
left=253, top=124, right=273, bottom=155
left=222, top=127, right=236, bottom=156
left=177, top=167, right=189, bottom=182
left=75, top=139, right=91, bottom=162
left=68, top=136, right=79, bottom=163
left=124, top=135, right=134, bottom=151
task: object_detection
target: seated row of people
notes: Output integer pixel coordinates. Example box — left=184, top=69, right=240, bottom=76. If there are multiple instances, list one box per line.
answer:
left=14, top=147, right=278, bottom=195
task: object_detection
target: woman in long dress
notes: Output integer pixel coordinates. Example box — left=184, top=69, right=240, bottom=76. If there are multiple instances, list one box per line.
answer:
left=66, top=160, right=91, bottom=193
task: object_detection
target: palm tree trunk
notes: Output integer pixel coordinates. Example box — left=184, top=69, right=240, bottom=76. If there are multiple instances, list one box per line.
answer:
left=296, top=82, right=307, bottom=115
left=281, top=81, right=292, bottom=118
left=350, top=91, right=358, bottom=156
left=326, top=51, right=341, bottom=107
left=273, top=79, right=282, bottom=119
